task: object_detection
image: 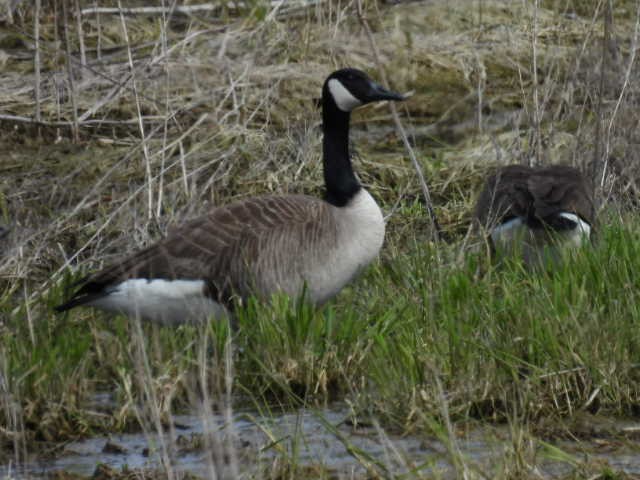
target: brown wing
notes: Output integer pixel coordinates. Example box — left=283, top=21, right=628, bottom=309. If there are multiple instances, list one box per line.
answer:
left=475, top=165, right=594, bottom=227
left=526, top=166, right=594, bottom=224
left=474, top=165, right=533, bottom=227
left=57, top=194, right=331, bottom=309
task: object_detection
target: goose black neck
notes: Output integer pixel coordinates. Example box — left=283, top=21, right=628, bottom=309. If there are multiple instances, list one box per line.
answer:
left=322, top=99, right=361, bottom=207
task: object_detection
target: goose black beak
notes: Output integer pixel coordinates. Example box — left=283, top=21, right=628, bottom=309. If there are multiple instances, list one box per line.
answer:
left=367, top=81, right=406, bottom=102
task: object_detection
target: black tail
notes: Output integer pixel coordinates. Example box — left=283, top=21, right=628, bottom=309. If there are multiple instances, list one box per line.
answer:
left=55, top=294, right=97, bottom=312
left=55, top=282, right=106, bottom=313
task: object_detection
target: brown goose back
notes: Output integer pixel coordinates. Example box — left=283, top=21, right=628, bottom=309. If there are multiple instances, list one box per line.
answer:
left=475, top=165, right=594, bottom=229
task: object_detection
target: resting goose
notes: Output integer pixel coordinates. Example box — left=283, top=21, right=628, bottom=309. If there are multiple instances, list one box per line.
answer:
left=474, top=164, right=594, bottom=264
left=56, top=68, right=405, bottom=324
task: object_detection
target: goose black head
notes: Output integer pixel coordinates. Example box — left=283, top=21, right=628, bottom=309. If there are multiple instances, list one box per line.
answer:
left=322, top=68, right=405, bottom=112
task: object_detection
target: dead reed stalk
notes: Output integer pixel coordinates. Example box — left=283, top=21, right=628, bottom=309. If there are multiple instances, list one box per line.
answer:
left=74, top=0, right=86, bottom=79
left=591, top=0, right=612, bottom=202
left=530, top=0, right=542, bottom=167
left=601, top=1, right=640, bottom=194
left=61, top=0, right=80, bottom=142
left=34, top=0, right=41, bottom=124
left=118, top=0, right=155, bottom=220
left=356, top=0, right=442, bottom=242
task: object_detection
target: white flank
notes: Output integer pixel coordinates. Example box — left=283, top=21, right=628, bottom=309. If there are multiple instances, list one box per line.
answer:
left=308, top=188, right=385, bottom=304
left=88, top=278, right=227, bottom=325
left=327, top=79, right=363, bottom=112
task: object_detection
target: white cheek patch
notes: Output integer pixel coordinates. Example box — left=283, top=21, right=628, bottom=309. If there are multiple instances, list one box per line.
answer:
left=328, top=79, right=363, bottom=112
left=491, top=213, right=592, bottom=252
left=558, top=212, right=591, bottom=235
left=558, top=212, right=592, bottom=246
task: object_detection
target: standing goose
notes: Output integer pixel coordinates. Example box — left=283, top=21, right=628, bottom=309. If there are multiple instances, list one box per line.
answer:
left=474, top=164, right=594, bottom=264
left=56, top=68, right=405, bottom=324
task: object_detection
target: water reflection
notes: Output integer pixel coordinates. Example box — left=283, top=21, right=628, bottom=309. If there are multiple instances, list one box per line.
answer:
left=2, top=404, right=640, bottom=479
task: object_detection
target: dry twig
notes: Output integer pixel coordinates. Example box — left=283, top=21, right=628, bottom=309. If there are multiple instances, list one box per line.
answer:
left=80, top=0, right=325, bottom=18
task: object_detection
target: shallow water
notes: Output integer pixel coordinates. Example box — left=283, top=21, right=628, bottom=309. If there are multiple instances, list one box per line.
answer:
left=2, top=404, right=640, bottom=479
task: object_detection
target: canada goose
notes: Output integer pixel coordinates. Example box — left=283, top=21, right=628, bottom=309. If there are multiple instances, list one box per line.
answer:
left=56, top=68, right=405, bottom=324
left=474, top=164, right=594, bottom=264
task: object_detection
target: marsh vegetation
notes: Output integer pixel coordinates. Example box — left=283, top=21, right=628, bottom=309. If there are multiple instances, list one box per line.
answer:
left=2, top=0, right=640, bottom=478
